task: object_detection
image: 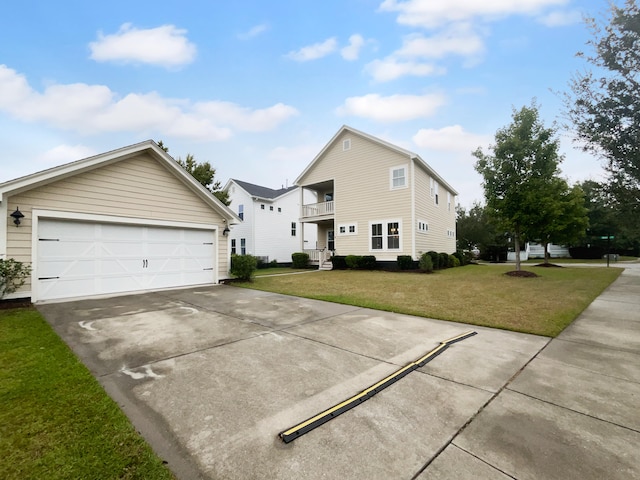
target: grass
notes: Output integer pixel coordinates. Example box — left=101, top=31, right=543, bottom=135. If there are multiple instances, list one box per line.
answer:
left=522, top=256, right=639, bottom=264
left=0, top=307, right=175, bottom=480
left=238, top=264, right=622, bottom=337
left=254, top=267, right=315, bottom=276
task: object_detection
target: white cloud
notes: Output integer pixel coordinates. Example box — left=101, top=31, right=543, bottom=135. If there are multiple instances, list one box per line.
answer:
left=537, top=9, right=582, bottom=27
left=238, top=23, right=269, bottom=40
left=336, top=93, right=446, bottom=122
left=37, top=144, right=98, bottom=165
left=0, top=64, right=298, bottom=140
left=286, top=37, right=338, bottom=61
left=365, top=24, right=484, bottom=82
left=89, top=23, right=196, bottom=68
left=379, top=0, right=569, bottom=28
left=194, top=101, right=299, bottom=132
left=396, top=26, right=485, bottom=59
left=413, top=125, right=492, bottom=153
left=366, top=58, right=444, bottom=82
left=340, top=34, right=366, bottom=61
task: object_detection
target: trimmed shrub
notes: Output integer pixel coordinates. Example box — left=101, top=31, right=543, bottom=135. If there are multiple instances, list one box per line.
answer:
left=345, top=255, right=378, bottom=270
left=569, top=246, right=604, bottom=259
left=331, top=255, right=348, bottom=270
left=439, top=252, right=450, bottom=269
left=0, top=258, right=31, bottom=297
left=450, top=255, right=460, bottom=267
left=453, top=250, right=471, bottom=266
left=418, top=253, right=433, bottom=273
left=427, top=251, right=440, bottom=270
left=397, top=255, right=414, bottom=270
left=291, top=252, right=310, bottom=268
left=361, top=255, right=378, bottom=270
left=345, top=255, right=359, bottom=269
left=229, top=254, right=257, bottom=281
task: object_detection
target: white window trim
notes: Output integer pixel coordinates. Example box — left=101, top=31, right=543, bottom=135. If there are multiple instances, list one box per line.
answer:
left=390, top=165, right=408, bottom=190
left=369, top=219, right=402, bottom=252
left=337, top=223, right=358, bottom=236
left=343, top=138, right=351, bottom=151
left=417, top=220, right=429, bottom=234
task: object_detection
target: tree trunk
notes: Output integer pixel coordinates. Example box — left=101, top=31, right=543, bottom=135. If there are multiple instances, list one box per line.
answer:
left=514, top=232, right=521, bottom=271
left=544, top=242, right=550, bottom=264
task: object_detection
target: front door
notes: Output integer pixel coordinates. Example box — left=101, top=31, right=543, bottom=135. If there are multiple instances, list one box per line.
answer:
left=327, top=230, right=335, bottom=252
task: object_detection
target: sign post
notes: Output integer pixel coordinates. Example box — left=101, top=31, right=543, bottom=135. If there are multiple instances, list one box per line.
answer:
left=600, top=235, right=615, bottom=267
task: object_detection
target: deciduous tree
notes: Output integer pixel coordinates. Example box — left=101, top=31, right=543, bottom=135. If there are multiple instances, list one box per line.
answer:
left=564, top=0, right=640, bottom=235
left=473, top=103, right=563, bottom=271
left=156, top=140, right=230, bottom=206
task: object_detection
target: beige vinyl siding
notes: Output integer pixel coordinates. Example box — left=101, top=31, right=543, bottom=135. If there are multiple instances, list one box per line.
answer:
left=414, top=166, right=456, bottom=254
left=6, top=153, right=229, bottom=293
left=301, top=132, right=413, bottom=260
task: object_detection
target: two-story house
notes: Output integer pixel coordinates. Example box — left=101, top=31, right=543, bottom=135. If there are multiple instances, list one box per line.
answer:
left=224, top=179, right=317, bottom=263
left=295, top=125, right=458, bottom=267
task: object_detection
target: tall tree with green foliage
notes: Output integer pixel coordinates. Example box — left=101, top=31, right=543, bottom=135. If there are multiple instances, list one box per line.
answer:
left=527, top=179, right=589, bottom=263
left=473, top=103, right=563, bottom=271
left=564, top=0, right=640, bottom=236
left=156, top=140, right=230, bottom=206
left=456, top=202, right=497, bottom=253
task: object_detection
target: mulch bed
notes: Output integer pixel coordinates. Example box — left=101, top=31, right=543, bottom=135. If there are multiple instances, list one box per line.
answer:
left=505, top=270, right=539, bottom=278
left=533, top=263, right=564, bottom=268
left=0, top=298, right=33, bottom=310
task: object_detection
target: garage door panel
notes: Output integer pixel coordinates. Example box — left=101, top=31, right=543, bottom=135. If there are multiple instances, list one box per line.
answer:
left=37, top=219, right=216, bottom=301
left=100, top=241, right=146, bottom=257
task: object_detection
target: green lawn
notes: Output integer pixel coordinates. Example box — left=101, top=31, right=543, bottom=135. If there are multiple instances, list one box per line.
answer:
left=0, top=307, right=175, bottom=480
left=238, top=264, right=623, bottom=337
left=522, top=257, right=639, bottom=264
left=254, top=267, right=315, bottom=276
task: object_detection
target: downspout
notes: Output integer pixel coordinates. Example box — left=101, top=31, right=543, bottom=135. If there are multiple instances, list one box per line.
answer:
left=0, top=195, right=7, bottom=259
left=299, top=187, right=304, bottom=252
left=410, top=158, right=416, bottom=259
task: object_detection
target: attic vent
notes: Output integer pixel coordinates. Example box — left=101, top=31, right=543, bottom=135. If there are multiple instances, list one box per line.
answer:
left=343, top=138, right=351, bottom=151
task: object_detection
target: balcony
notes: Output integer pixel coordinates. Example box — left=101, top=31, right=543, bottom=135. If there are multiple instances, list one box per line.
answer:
left=301, top=200, right=334, bottom=221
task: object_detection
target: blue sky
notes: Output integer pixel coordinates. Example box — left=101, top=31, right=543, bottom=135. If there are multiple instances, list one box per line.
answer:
left=0, top=0, right=611, bottom=207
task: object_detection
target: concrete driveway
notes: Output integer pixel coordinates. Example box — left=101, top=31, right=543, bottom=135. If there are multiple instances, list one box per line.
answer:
left=38, top=284, right=550, bottom=479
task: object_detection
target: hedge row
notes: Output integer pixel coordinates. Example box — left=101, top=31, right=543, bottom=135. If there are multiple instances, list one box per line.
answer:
left=331, top=250, right=471, bottom=272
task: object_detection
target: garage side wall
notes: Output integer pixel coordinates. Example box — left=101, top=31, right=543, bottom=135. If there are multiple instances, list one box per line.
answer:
left=5, top=153, right=229, bottom=295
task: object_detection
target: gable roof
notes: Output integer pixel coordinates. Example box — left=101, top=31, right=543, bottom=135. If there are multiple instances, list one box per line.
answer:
left=0, top=140, right=241, bottom=223
left=295, top=125, right=458, bottom=195
left=226, top=179, right=297, bottom=202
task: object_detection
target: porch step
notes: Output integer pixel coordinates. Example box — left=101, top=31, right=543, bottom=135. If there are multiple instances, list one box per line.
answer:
left=319, top=261, right=333, bottom=271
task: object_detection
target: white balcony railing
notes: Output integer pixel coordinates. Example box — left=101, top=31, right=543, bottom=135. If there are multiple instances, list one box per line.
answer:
left=301, top=200, right=334, bottom=218
left=304, top=248, right=332, bottom=265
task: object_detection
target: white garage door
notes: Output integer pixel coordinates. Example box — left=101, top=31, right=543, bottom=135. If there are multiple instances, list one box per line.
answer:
left=36, top=219, right=216, bottom=301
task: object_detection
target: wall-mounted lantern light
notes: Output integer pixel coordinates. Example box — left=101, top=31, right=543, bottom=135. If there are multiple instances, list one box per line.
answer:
left=222, top=227, right=230, bottom=236
left=10, top=207, right=24, bottom=227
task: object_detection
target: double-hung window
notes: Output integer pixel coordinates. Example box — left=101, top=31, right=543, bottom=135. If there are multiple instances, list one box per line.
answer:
left=240, top=238, right=246, bottom=255
left=238, top=204, right=244, bottom=220
left=371, top=223, right=383, bottom=250
left=387, top=222, right=400, bottom=249
left=231, top=239, right=236, bottom=254
left=371, top=221, right=401, bottom=251
left=390, top=165, right=407, bottom=190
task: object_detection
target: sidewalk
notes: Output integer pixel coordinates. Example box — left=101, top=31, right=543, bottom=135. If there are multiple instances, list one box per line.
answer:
left=420, top=263, right=640, bottom=479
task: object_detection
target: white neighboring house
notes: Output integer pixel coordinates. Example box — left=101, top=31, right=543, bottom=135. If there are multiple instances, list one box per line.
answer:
left=507, top=242, right=570, bottom=261
left=224, top=179, right=317, bottom=263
